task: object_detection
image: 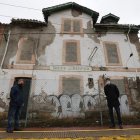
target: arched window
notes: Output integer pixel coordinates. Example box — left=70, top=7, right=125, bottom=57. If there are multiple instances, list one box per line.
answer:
left=16, top=37, right=35, bottom=64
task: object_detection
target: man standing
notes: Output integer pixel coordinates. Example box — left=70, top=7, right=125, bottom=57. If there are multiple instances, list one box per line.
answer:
left=104, top=77, right=123, bottom=129
left=7, top=79, right=24, bottom=133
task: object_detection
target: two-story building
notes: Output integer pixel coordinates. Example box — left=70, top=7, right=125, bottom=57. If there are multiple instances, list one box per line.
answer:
left=0, top=2, right=140, bottom=124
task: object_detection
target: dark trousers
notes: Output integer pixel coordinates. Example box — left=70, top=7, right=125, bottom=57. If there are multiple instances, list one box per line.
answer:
left=108, top=105, right=122, bottom=126
left=7, top=105, right=22, bottom=130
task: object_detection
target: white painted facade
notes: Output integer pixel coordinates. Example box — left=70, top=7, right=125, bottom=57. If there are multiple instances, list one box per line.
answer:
left=0, top=8, right=140, bottom=119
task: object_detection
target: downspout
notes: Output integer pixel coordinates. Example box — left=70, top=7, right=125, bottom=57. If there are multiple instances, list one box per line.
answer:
left=0, top=30, right=11, bottom=69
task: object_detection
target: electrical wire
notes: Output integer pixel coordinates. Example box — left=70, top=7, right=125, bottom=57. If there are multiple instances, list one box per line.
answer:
left=0, top=2, right=41, bottom=11
left=0, top=14, right=18, bottom=19
left=0, top=14, right=92, bottom=29
left=0, top=2, right=93, bottom=20
left=0, top=15, right=138, bottom=36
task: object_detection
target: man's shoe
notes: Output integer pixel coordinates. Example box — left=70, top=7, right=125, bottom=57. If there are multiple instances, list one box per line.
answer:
left=6, top=129, right=13, bottom=133
left=119, top=125, right=123, bottom=129
left=14, top=128, right=22, bottom=131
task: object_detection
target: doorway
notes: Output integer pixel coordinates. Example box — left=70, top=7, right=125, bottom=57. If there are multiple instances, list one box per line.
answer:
left=13, top=77, right=31, bottom=119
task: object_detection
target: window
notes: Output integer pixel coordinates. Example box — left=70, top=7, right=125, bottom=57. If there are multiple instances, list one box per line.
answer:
left=60, top=76, right=83, bottom=95
left=16, top=37, right=35, bottom=64
left=63, top=40, right=80, bottom=65
left=62, top=18, right=82, bottom=34
left=88, top=78, right=94, bottom=89
left=104, top=42, right=122, bottom=65
left=111, top=79, right=125, bottom=95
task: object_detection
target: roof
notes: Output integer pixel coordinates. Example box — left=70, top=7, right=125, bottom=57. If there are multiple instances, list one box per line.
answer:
left=11, top=18, right=47, bottom=27
left=100, top=13, right=120, bottom=24
left=0, top=22, right=8, bottom=26
left=95, top=23, right=140, bottom=32
left=42, top=2, right=99, bottom=24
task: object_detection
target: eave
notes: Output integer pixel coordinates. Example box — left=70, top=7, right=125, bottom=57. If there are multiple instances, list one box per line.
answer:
left=42, top=2, right=99, bottom=24
left=94, top=23, right=140, bottom=33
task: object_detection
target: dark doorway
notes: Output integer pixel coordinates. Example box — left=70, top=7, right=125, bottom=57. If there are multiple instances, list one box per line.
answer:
left=13, top=77, right=31, bottom=119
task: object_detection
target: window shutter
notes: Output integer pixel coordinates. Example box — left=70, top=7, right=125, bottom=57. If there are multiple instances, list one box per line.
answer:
left=62, top=77, right=80, bottom=95
left=63, top=19, right=71, bottom=32
left=111, top=79, right=125, bottom=95
left=73, top=20, right=81, bottom=32
left=105, top=43, right=119, bottom=63
left=20, top=39, right=34, bottom=61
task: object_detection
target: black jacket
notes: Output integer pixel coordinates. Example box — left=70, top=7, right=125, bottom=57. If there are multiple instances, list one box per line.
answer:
left=104, top=83, right=120, bottom=107
left=9, top=84, right=24, bottom=106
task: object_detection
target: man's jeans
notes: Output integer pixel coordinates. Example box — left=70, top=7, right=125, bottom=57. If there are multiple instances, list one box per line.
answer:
left=108, top=105, right=122, bottom=126
left=7, top=105, right=22, bottom=130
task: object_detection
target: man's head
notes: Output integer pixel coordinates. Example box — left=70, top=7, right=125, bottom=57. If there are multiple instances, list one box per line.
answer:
left=105, top=77, right=111, bottom=85
left=18, top=79, right=24, bottom=87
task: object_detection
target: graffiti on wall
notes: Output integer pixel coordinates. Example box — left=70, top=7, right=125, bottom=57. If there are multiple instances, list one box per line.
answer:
left=28, top=88, right=108, bottom=118
left=27, top=85, right=131, bottom=119
left=0, top=91, right=8, bottom=111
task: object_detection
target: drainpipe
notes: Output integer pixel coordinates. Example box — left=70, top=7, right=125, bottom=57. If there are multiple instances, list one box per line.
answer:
left=0, top=30, right=11, bottom=70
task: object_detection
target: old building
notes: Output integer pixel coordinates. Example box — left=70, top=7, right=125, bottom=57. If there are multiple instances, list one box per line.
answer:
left=0, top=2, right=140, bottom=124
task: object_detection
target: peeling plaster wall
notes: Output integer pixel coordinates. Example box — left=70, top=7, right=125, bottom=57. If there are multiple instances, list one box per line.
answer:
left=0, top=69, right=140, bottom=118
left=2, top=24, right=56, bottom=68
left=0, top=26, right=7, bottom=65
left=37, top=21, right=56, bottom=65
left=99, top=32, right=140, bottom=68
left=0, top=9, right=140, bottom=120
left=43, top=9, right=102, bottom=66
left=3, top=26, right=40, bottom=68
left=129, top=33, right=140, bottom=61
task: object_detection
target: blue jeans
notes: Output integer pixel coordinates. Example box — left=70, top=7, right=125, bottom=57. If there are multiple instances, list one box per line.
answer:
left=7, top=105, right=22, bottom=130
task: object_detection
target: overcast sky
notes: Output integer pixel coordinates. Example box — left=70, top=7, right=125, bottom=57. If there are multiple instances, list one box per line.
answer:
left=0, top=0, right=140, bottom=25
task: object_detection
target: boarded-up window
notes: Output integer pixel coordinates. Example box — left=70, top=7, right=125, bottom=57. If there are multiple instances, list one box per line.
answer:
left=20, top=39, right=34, bottom=60
left=111, top=79, right=125, bottom=95
left=62, top=18, right=82, bottom=33
left=104, top=42, right=121, bottom=65
left=63, top=40, right=80, bottom=64
left=105, top=43, right=119, bottom=63
left=16, top=38, right=35, bottom=64
left=73, top=20, right=80, bottom=32
left=64, top=19, right=71, bottom=32
left=62, top=77, right=81, bottom=95
left=66, top=42, right=77, bottom=62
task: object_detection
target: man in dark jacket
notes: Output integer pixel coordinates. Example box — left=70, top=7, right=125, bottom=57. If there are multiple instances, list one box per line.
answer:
left=7, top=79, right=24, bottom=133
left=104, top=77, right=123, bottom=129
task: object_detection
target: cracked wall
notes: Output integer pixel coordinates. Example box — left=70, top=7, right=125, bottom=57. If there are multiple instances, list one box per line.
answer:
left=0, top=26, right=7, bottom=65
left=129, top=33, right=140, bottom=60
left=2, top=22, right=56, bottom=68
left=83, top=21, right=100, bottom=44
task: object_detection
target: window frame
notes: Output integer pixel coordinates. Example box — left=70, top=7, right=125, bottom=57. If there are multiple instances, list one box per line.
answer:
left=16, top=37, right=35, bottom=64
left=61, top=18, right=83, bottom=35
left=63, top=40, right=81, bottom=65
left=59, top=75, right=83, bottom=95
left=103, top=41, right=122, bottom=66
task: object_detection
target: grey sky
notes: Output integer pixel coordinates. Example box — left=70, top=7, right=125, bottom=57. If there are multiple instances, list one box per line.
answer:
left=0, top=0, right=140, bottom=25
